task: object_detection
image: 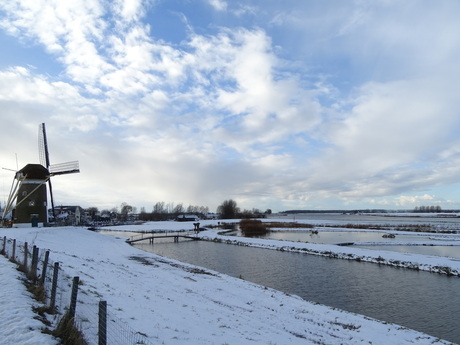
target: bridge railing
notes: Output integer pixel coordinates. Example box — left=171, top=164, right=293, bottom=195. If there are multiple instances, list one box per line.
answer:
left=126, top=229, right=198, bottom=243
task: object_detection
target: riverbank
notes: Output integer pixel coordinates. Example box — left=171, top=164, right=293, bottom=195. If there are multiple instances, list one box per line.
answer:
left=0, top=225, right=455, bottom=344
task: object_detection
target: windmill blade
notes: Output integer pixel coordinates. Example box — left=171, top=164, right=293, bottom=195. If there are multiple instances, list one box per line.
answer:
left=38, top=123, right=50, bottom=168
left=49, top=161, right=80, bottom=176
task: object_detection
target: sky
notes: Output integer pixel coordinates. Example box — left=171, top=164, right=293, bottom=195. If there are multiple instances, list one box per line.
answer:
left=1, top=0, right=460, bottom=213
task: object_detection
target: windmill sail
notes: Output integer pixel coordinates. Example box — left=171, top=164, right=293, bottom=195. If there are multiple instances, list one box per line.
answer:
left=38, top=123, right=50, bottom=168
left=38, top=123, right=80, bottom=224
left=49, top=161, right=80, bottom=175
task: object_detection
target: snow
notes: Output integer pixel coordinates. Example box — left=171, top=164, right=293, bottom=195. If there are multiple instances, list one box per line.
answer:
left=0, top=220, right=457, bottom=345
left=0, top=256, right=58, bottom=344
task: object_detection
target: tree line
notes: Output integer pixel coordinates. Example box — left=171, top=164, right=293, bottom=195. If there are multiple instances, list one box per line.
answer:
left=413, top=205, right=442, bottom=213
left=85, top=199, right=272, bottom=223
left=138, top=202, right=210, bottom=221
left=216, top=199, right=271, bottom=219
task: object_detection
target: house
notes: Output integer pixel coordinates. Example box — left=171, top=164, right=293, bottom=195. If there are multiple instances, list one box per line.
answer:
left=176, top=214, right=199, bottom=222
left=51, top=206, right=85, bottom=226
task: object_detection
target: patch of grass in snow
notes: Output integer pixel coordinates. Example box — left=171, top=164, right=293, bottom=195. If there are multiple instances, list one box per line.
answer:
left=25, top=280, right=46, bottom=303
left=53, top=311, right=88, bottom=345
left=32, top=306, right=53, bottom=327
left=128, top=255, right=159, bottom=267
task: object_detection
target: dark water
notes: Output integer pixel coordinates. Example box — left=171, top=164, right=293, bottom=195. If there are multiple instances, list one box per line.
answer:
left=135, top=239, right=460, bottom=344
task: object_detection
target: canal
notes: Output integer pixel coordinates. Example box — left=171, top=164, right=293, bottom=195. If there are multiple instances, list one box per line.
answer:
left=133, top=238, right=459, bottom=344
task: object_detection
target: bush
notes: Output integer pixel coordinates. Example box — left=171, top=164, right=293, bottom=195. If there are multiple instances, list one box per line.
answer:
left=239, top=219, right=268, bottom=237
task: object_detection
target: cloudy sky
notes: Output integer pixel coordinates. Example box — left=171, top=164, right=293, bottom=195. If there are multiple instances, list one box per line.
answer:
left=1, top=0, right=460, bottom=213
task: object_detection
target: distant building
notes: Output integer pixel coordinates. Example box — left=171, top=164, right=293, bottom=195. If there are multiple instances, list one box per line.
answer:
left=205, top=213, right=218, bottom=220
left=52, top=206, right=85, bottom=226
left=176, top=214, right=199, bottom=222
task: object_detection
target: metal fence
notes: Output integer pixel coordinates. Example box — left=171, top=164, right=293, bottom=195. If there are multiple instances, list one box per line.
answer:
left=0, top=236, right=154, bottom=345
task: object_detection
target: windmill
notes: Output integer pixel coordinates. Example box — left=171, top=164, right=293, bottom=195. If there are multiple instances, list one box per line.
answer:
left=1, top=123, right=79, bottom=227
left=38, top=123, right=80, bottom=223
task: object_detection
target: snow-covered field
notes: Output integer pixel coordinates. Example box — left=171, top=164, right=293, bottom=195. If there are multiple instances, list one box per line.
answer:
left=0, top=218, right=458, bottom=344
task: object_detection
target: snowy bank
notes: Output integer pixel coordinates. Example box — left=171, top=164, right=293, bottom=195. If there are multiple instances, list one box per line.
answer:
left=0, top=226, right=455, bottom=345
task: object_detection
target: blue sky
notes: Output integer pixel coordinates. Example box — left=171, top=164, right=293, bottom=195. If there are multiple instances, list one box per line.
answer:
left=1, top=0, right=460, bottom=213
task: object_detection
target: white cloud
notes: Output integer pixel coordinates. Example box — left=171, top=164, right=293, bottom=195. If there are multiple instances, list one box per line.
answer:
left=207, top=0, right=227, bottom=12
left=1, top=0, right=460, bottom=211
left=396, top=194, right=434, bottom=206
left=112, top=0, right=145, bottom=23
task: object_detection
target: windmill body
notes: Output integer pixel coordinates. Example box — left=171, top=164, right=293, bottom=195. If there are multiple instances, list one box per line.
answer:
left=14, top=164, right=49, bottom=226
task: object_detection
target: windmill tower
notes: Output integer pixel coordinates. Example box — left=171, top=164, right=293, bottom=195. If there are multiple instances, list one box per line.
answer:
left=13, top=164, right=50, bottom=226
left=2, top=123, right=80, bottom=227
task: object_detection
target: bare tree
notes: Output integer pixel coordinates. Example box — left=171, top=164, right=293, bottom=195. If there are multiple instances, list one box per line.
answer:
left=217, top=199, right=240, bottom=219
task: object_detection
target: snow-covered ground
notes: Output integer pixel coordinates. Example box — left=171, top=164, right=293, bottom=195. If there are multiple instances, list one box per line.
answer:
left=0, top=220, right=458, bottom=344
left=0, top=256, right=58, bottom=344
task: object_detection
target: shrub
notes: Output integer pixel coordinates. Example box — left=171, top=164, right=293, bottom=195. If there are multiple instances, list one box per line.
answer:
left=239, top=219, right=268, bottom=237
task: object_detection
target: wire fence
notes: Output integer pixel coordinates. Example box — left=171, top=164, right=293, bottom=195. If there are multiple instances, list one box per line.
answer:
left=0, top=236, right=154, bottom=345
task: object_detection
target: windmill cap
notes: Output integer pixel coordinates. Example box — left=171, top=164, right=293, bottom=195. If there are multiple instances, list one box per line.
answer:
left=16, top=164, right=49, bottom=180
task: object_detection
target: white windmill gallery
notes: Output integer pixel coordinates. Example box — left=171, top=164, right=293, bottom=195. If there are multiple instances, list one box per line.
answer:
left=2, top=123, right=80, bottom=227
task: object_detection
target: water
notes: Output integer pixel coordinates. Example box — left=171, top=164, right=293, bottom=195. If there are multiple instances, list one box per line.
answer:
left=134, top=239, right=460, bottom=344
left=266, top=230, right=433, bottom=244
left=276, top=212, right=460, bottom=227
left=263, top=231, right=460, bottom=259
left=358, top=245, right=460, bottom=259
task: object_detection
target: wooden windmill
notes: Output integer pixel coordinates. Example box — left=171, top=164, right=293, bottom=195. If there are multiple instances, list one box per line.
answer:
left=1, top=123, right=80, bottom=226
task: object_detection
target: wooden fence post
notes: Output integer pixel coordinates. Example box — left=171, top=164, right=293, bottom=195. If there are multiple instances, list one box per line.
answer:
left=24, top=242, right=28, bottom=270
left=69, top=276, right=80, bottom=319
left=98, top=300, right=107, bottom=345
left=12, top=239, right=16, bottom=262
left=49, top=262, right=59, bottom=311
left=40, top=251, right=50, bottom=286
left=30, top=246, right=39, bottom=282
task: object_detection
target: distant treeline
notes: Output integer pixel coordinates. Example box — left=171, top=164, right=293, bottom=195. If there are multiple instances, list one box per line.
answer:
left=282, top=209, right=387, bottom=214
left=137, top=202, right=210, bottom=221
left=283, top=208, right=460, bottom=214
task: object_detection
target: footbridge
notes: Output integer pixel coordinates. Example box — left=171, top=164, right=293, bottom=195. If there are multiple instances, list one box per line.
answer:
left=126, top=230, right=201, bottom=244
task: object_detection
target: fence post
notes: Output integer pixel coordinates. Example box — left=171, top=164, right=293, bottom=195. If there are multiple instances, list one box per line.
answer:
left=69, top=276, right=80, bottom=319
left=49, top=262, right=59, bottom=311
left=24, top=242, right=28, bottom=270
left=12, top=239, right=16, bottom=262
left=31, top=246, right=39, bottom=282
left=1, top=236, right=5, bottom=256
left=98, top=300, right=107, bottom=345
left=40, top=251, right=50, bottom=286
